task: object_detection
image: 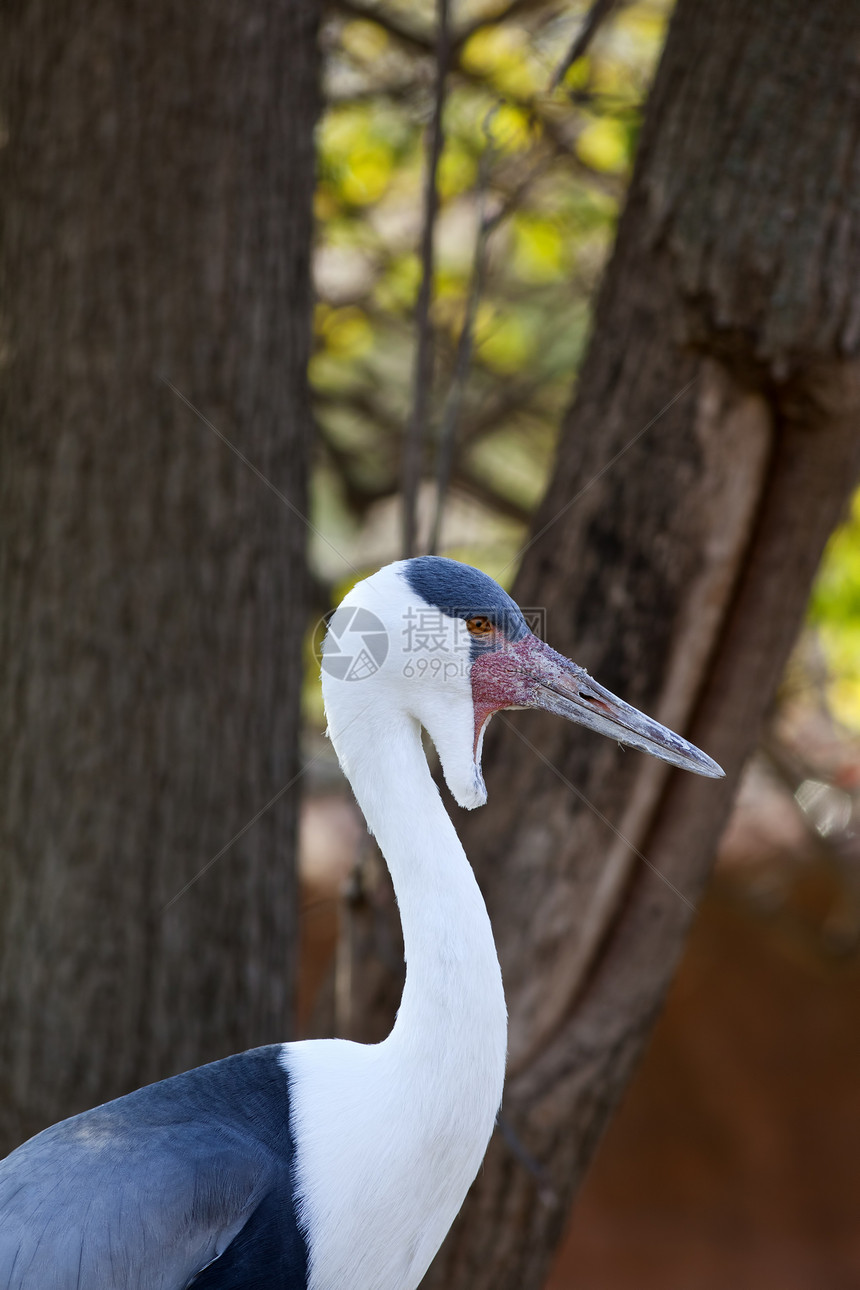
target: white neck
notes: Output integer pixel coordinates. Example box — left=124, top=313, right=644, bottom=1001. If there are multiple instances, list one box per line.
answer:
left=288, top=703, right=507, bottom=1290
left=351, top=708, right=507, bottom=1079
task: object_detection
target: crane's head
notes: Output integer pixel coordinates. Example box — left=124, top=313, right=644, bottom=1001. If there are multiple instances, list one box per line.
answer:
left=322, top=556, right=723, bottom=809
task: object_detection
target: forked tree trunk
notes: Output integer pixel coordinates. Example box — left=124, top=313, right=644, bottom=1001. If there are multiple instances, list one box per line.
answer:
left=337, top=0, right=860, bottom=1285
left=0, top=1, right=319, bottom=1154
left=421, top=1, right=860, bottom=1284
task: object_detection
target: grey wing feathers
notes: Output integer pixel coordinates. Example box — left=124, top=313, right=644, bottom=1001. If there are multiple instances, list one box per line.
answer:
left=0, top=1047, right=307, bottom=1290
left=0, top=1113, right=265, bottom=1289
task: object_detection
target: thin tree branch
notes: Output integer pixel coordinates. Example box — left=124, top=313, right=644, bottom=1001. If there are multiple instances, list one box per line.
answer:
left=330, top=0, right=433, bottom=54
left=330, top=0, right=625, bottom=198
left=425, top=84, right=607, bottom=554
left=316, top=371, right=551, bottom=456
left=316, top=396, right=536, bottom=526
left=451, top=467, right=532, bottom=525
left=453, top=0, right=550, bottom=53
left=429, top=111, right=497, bottom=554
left=401, top=0, right=449, bottom=558
left=330, top=0, right=549, bottom=57
left=450, top=63, right=624, bottom=198
left=549, top=0, right=620, bottom=91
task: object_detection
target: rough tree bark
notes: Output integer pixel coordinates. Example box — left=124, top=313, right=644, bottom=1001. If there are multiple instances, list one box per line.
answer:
left=423, top=1, right=860, bottom=1285
left=0, top=0, right=319, bottom=1154
left=334, top=0, right=860, bottom=1285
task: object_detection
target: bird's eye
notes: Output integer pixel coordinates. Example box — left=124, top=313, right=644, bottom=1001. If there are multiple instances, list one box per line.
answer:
left=466, top=616, right=493, bottom=637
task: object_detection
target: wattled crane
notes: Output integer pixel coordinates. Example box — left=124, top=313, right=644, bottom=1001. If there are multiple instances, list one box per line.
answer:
left=0, top=556, right=723, bottom=1288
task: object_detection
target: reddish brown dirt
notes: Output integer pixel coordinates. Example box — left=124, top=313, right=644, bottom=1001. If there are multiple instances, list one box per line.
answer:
left=548, top=884, right=860, bottom=1290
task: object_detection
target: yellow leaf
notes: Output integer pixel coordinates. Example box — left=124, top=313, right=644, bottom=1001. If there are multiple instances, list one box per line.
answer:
left=461, top=24, right=526, bottom=74
left=828, top=677, right=860, bottom=731
left=487, top=103, right=532, bottom=154
left=461, top=24, right=537, bottom=96
left=375, top=254, right=421, bottom=310
left=617, top=3, right=668, bottom=52
left=438, top=144, right=477, bottom=199
left=476, top=308, right=534, bottom=372
left=559, top=56, right=591, bottom=92
left=340, top=19, right=389, bottom=63
left=318, top=306, right=373, bottom=358
left=340, top=145, right=393, bottom=205
left=512, top=215, right=566, bottom=283
left=319, top=108, right=364, bottom=158
left=576, top=117, right=628, bottom=172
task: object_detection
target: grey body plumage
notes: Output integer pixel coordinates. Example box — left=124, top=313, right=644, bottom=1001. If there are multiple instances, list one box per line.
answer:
left=0, top=1046, right=307, bottom=1289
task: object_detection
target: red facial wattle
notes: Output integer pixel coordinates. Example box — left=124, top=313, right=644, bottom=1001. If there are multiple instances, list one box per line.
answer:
left=469, top=632, right=724, bottom=779
left=470, top=635, right=571, bottom=754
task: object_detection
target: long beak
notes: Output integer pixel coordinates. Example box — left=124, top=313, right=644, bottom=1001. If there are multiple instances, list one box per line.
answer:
left=503, top=636, right=724, bottom=779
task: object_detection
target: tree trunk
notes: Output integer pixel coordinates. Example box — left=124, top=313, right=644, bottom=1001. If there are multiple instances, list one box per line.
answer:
left=0, top=0, right=319, bottom=1153
left=420, top=0, right=860, bottom=1283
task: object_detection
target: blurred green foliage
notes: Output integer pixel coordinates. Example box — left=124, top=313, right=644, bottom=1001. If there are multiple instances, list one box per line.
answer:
left=311, top=0, right=669, bottom=588
left=810, top=491, right=860, bottom=732
left=310, top=0, right=860, bottom=738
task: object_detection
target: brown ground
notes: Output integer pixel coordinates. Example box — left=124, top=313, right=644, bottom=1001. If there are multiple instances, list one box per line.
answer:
left=548, top=880, right=860, bottom=1290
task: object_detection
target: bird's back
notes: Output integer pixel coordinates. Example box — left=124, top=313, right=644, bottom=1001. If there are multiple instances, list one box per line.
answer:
left=0, top=1046, right=307, bottom=1289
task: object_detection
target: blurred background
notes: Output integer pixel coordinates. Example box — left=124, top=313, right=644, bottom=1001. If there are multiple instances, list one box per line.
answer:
left=3, top=0, right=860, bottom=1286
